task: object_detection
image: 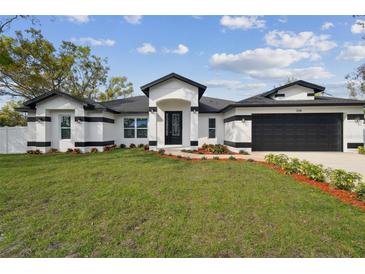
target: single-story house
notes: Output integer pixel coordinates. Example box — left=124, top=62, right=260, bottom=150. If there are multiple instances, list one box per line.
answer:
left=16, top=72, right=365, bottom=153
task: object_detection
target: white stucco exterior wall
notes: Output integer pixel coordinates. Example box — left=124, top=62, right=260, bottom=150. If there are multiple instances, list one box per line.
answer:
left=198, top=113, right=224, bottom=146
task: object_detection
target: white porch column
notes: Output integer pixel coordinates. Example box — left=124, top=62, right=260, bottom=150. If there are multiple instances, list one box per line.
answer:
left=190, top=106, right=199, bottom=149
left=148, top=107, right=158, bottom=150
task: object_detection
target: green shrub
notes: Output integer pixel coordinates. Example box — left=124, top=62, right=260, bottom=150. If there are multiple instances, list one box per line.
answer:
left=48, top=148, right=58, bottom=153
left=138, top=144, right=144, bottom=148
left=90, top=148, right=98, bottom=153
left=213, top=156, right=220, bottom=160
left=354, top=183, right=365, bottom=201
left=265, top=154, right=289, bottom=168
left=239, top=150, right=249, bottom=155
left=228, top=155, right=236, bottom=160
left=158, top=149, right=165, bottom=155
left=200, top=143, right=230, bottom=154
left=119, top=144, right=126, bottom=149
left=358, top=146, right=365, bottom=155
left=201, top=156, right=207, bottom=160
left=177, top=155, right=182, bottom=159
left=129, top=143, right=136, bottom=148
left=143, top=144, right=149, bottom=151
left=329, top=169, right=362, bottom=191
left=282, top=158, right=302, bottom=174
left=299, top=160, right=326, bottom=182
left=72, top=148, right=82, bottom=154
left=66, top=148, right=73, bottom=153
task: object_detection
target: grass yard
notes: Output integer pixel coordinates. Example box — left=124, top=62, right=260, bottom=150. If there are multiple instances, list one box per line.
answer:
left=0, top=149, right=364, bottom=257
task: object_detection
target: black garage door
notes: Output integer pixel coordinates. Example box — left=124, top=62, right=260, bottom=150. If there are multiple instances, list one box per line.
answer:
left=252, top=113, right=343, bottom=151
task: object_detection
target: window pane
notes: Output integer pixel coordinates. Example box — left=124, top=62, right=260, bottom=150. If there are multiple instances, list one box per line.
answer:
left=61, top=116, right=71, bottom=127
left=209, top=129, right=216, bottom=138
left=61, top=128, right=71, bottom=139
left=209, top=118, right=216, bottom=129
left=137, top=118, right=148, bottom=128
left=124, top=129, right=135, bottom=138
left=137, top=129, right=147, bottom=138
left=124, top=118, right=135, bottom=128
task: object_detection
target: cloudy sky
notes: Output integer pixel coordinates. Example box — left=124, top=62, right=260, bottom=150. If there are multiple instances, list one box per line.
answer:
left=1, top=15, right=365, bottom=105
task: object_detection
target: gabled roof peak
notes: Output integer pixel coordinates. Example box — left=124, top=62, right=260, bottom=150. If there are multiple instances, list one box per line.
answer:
left=268, top=80, right=325, bottom=96
left=140, top=72, right=207, bottom=98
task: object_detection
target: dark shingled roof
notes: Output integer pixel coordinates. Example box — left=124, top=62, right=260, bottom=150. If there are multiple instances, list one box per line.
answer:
left=199, top=96, right=235, bottom=113
left=101, top=96, right=149, bottom=113
left=263, top=80, right=325, bottom=97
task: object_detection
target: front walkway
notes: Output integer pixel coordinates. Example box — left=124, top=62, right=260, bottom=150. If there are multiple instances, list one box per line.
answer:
left=164, top=149, right=365, bottom=177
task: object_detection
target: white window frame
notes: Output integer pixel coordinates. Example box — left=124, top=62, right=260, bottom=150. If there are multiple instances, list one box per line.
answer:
left=123, top=117, right=148, bottom=139
left=208, top=118, right=216, bottom=139
left=60, top=115, right=71, bottom=140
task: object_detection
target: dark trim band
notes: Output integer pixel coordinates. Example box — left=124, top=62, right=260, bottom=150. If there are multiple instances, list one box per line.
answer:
left=190, top=141, right=198, bottom=146
left=149, top=107, right=157, bottom=112
left=75, top=141, right=115, bottom=147
left=307, top=93, right=315, bottom=96
left=347, top=143, right=364, bottom=149
left=149, top=141, right=157, bottom=146
left=347, top=114, right=364, bottom=120
left=75, top=116, right=114, bottom=123
left=191, top=107, right=199, bottom=112
left=224, top=115, right=252, bottom=123
left=274, top=94, right=285, bottom=98
left=224, top=140, right=252, bottom=148
left=27, top=116, right=51, bottom=122
left=27, top=141, right=51, bottom=147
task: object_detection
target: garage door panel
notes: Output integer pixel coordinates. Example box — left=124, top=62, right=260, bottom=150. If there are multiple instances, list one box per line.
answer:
left=252, top=113, right=342, bottom=151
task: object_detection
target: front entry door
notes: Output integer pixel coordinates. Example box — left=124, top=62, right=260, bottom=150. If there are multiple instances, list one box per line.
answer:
left=165, top=111, right=182, bottom=145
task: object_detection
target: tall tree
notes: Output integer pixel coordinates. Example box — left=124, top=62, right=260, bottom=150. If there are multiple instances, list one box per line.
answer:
left=346, top=18, right=365, bottom=98
left=0, top=16, right=38, bottom=34
left=0, top=28, right=132, bottom=101
left=98, top=77, right=133, bottom=101
left=0, top=100, right=27, bottom=127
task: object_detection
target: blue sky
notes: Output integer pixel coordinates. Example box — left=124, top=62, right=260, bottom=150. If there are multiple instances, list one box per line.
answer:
left=1, top=15, right=365, bottom=106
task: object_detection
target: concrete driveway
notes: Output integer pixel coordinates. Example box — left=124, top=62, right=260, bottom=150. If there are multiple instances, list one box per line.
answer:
left=251, top=152, right=365, bottom=177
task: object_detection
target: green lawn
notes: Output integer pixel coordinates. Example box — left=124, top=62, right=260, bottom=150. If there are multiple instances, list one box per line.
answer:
left=0, top=149, right=364, bottom=257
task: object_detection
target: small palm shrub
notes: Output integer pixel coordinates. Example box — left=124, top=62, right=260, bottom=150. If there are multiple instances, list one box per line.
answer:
left=120, top=144, right=126, bottom=149
left=129, top=143, right=136, bottom=148
left=329, top=169, right=362, bottom=191
left=354, top=183, right=365, bottom=201
left=158, top=149, right=165, bottom=155
left=358, top=146, right=365, bottom=155
left=200, top=143, right=230, bottom=154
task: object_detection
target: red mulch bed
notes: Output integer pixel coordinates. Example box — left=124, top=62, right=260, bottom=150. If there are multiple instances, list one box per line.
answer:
left=259, top=162, right=365, bottom=211
left=190, top=148, right=239, bottom=155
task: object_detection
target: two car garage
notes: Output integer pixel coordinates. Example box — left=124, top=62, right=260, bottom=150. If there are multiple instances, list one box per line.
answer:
left=251, top=113, right=343, bottom=152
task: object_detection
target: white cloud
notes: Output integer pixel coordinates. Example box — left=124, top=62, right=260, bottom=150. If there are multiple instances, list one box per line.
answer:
left=265, top=30, right=337, bottom=52
left=351, top=20, right=365, bottom=34
left=321, top=22, right=334, bottom=30
left=210, top=48, right=333, bottom=81
left=123, top=16, right=143, bottom=25
left=136, top=43, right=156, bottom=54
left=206, top=80, right=266, bottom=91
left=337, top=43, right=365, bottom=61
left=67, top=16, right=90, bottom=24
left=210, top=48, right=311, bottom=73
left=163, top=44, right=189, bottom=55
left=72, top=37, right=115, bottom=47
left=220, top=16, right=265, bottom=30
left=278, top=16, right=288, bottom=23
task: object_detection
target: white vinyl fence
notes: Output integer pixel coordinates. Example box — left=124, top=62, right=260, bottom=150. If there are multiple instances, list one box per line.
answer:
left=0, top=127, right=28, bottom=154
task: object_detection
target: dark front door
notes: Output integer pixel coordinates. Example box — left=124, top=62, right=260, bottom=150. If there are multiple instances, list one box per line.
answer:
left=252, top=113, right=343, bottom=151
left=165, top=111, right=182, bottom=145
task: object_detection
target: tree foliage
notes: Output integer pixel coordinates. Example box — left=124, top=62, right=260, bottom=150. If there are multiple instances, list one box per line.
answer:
left=98, top=77, right=133, bottom=101
left=0, top=28, right=133, bottom=101
left=0, top=100, right=27, bottom=127
left=346, top=18, right=365, bottom=98
left=0, top=16, right=38, bottom=34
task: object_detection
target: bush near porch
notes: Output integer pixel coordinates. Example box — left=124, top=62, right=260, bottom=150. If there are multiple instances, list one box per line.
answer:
left=1, top=149, right=365, bottom=257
